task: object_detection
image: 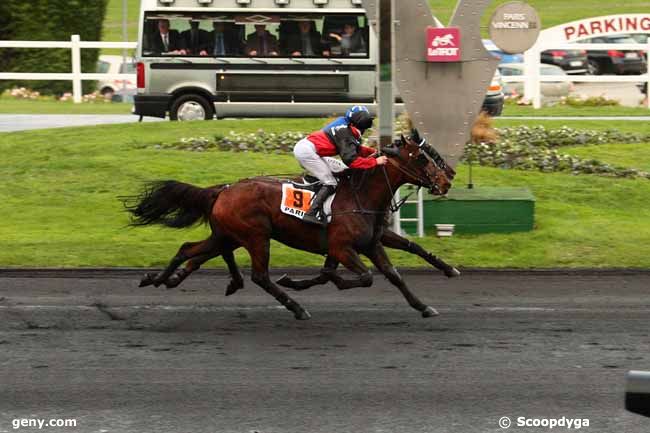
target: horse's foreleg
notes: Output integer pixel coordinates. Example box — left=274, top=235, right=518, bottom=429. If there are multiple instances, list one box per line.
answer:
left=381, top=230, right=460, bottom=278
left=276, top=256, right=339, bottom=291
left=367, top=243, right=438, bottom=318
left=247, top=239, right=311, bottom=320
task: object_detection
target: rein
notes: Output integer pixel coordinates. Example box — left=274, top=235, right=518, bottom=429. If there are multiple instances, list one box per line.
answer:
left=329, top=156, right=422, bottom=217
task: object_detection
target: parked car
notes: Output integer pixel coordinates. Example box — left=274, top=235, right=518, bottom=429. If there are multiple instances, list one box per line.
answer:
left=96, top=55, right=136, bottom=100
left=630, top=33, right=649, bottom=44
left=583, top=35, right=647, bottom=75
left=483, top=39, right=523, bottom=64
left=540, top=48, right=588, bottom=74
left=629, top=34, right=648, bottom=60
left=481, top=69, right=505, bottom=116
left=498, top=63, right=573, bottom=101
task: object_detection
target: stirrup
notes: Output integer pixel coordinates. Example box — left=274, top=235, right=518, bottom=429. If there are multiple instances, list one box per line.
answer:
left=302, top=211, right=326, bottom=226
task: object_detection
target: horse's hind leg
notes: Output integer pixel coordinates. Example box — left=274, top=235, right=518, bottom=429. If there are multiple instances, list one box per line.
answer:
left=381, top=230, right=460, bottom=278
left=164, top=251, right=216, bottom=288
left=276, top=256, right=339, bottom=291
left=246, top=239, right=310, bottom=320
left=367, top=243, right=438, bottom=318
left=223, top=249, right=245, bottom=296
left=327, top=247, right=373, bottom=290
left=140, top=237, right=218, bottom=288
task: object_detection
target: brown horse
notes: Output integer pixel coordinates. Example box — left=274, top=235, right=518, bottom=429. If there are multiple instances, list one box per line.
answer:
left=276, top=129, right=460, bottom=290
left=125, top=133, right=451, bottom=320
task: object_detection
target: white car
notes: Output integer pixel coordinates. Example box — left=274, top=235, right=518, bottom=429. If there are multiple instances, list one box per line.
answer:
left=498, top=63, right=573, bottom=101
left=96, top=55, right=136, bottom=99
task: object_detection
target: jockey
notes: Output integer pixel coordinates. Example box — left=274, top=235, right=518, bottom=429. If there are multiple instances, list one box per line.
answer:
left=293, top=105, right=388, bottom=225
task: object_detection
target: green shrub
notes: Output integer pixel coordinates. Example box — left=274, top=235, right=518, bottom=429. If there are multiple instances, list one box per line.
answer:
left=147, top=125, right=650, bottom=180
left=0, top=0, right=109, bottom=95
left=561, top=95, right=620, bottom=107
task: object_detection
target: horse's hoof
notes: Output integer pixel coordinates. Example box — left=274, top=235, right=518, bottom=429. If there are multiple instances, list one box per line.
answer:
left=164, top=276, right=180, bottom=289
left=295, top=309, right=312, bottom=320
left=421, top=306, right=439, bottom=318
left=276, top=274, right=293, bottom=287
left=445, top=267, right=461, bottom=278
left=139, top=273, right=155, bottom=287
left=225, top=281, right=243, bottom=297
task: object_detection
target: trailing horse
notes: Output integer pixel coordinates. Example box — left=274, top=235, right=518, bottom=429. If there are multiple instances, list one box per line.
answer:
left=124, top=132, right=452, bottom=320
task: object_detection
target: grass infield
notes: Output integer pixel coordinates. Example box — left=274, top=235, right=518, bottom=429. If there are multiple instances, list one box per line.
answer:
left=1, top=118, right=649, bottom=268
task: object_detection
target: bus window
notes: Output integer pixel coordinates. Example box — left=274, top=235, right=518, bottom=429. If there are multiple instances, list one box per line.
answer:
left=141, top=12, right=369, bottom=59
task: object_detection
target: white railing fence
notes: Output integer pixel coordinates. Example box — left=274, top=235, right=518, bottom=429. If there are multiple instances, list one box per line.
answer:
left=0, top=35, right=137, bottom=103
left=501, top=41, right=650, bottom=109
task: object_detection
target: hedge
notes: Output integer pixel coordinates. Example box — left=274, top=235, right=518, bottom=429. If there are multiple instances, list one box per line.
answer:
left=0, top=0, right=109, bottom=95
left=145, top=126, right=650, bottom=180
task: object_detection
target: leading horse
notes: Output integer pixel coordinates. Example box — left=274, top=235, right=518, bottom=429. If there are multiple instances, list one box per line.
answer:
left=124, top=132, right=452, bottom=320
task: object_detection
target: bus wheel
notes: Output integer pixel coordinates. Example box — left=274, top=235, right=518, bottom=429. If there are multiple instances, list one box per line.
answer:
left=169, top=94, right=214, bottom=121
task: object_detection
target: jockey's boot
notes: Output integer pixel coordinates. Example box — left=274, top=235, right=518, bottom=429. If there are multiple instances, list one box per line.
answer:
left=302, top=185, right=336, bottom=226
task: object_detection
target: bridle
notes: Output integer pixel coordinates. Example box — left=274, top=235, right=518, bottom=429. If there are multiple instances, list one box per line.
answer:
left=326, top=134, right=451, bottom=217
left=379, top=136, right=448, bottom=197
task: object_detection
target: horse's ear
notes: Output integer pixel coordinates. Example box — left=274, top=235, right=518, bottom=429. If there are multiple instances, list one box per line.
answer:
left=399, top=134, right=406, bottom=146
left=411, top=128, right=422, bottom=143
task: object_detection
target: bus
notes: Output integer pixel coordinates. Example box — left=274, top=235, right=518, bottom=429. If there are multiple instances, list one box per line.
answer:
left=133, top=0, right=503, bottom=120
left=134, top=0, right=376, bottom=120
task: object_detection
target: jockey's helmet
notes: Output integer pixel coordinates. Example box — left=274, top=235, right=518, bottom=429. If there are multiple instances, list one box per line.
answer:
left=349, top=110, right=374, bottom=133
left=345, top=105, right=370, bottom=122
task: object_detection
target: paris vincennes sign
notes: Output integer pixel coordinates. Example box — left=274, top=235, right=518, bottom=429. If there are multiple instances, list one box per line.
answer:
left=426, top=27, right=461, bottom=62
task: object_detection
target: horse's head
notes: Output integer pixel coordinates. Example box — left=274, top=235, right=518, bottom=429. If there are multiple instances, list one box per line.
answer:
left=381, top=129, right=453, bottom=196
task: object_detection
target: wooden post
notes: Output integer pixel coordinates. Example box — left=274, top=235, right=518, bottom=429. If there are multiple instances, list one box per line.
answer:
left=71, top=35, right=82, bottom=103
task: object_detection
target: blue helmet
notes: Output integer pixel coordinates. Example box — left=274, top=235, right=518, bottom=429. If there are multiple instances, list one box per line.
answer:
left=345, top=105, right=370, bottom=123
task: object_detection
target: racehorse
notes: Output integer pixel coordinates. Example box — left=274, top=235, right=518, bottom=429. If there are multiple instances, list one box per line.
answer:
left=124, top=131, right=452, bottom=320
left=275, top=129, right=460, bottom=290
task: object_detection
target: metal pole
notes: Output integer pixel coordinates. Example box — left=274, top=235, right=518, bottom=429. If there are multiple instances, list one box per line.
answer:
left=121, top=0, right=128, bottom=97
left=378, top=0, right=394, bottom=149
left=646, top=39, right=650, bottom=109
left=416, top=188, right=424, bottom=238
left=379, top=0, right=397, bottom=231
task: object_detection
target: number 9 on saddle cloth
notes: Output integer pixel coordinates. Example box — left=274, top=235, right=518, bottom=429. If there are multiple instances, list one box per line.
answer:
left=280, top=156, right=348, bottom=224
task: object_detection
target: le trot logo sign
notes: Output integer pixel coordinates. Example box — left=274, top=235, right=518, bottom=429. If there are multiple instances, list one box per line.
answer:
left=426, top=27, right=461, bottom=62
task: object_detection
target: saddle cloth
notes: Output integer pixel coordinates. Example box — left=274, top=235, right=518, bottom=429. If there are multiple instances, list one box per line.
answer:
left=280, top=184, right=336, bottom=223
left=280, top=157, right=345, bottom=223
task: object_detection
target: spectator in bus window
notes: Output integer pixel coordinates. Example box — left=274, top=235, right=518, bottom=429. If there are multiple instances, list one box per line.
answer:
left=181, top=20, right=211, bottom=56
left=209, top=22, right=242, bottom=56
left=286, top=21, right=330, bottom=57
left=151, top=19, right=186, bottom=55
left=329, top=23, right=366, bottom=56
left=245, top=25, right=279, bottom=56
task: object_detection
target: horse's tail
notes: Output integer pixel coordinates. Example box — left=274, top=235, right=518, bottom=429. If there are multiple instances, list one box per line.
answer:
left=123, top=180, right=226, bottom=229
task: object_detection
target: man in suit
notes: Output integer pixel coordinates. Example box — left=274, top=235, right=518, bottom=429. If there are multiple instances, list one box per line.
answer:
left=181, top=20, right=211, bottom=56
left=245, top=25, right=279, bottom=57
left=150, top=19, right=186, bottom=55
left=328, top=22, right=367, bottom=56
left=209, top=22, right=243, bottom=57
left=285, top=21, right=330, bottom=57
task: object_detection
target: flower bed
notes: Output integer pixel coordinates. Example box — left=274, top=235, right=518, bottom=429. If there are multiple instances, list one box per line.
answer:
left=157, top=125, right=650, bottom=180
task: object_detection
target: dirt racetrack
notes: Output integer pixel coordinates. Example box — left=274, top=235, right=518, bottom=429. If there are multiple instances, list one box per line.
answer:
left=0, top=269, right=649, bottom=432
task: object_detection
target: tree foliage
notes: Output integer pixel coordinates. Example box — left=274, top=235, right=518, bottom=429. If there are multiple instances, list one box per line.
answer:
left=0, top=0, right=109, bottom=95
